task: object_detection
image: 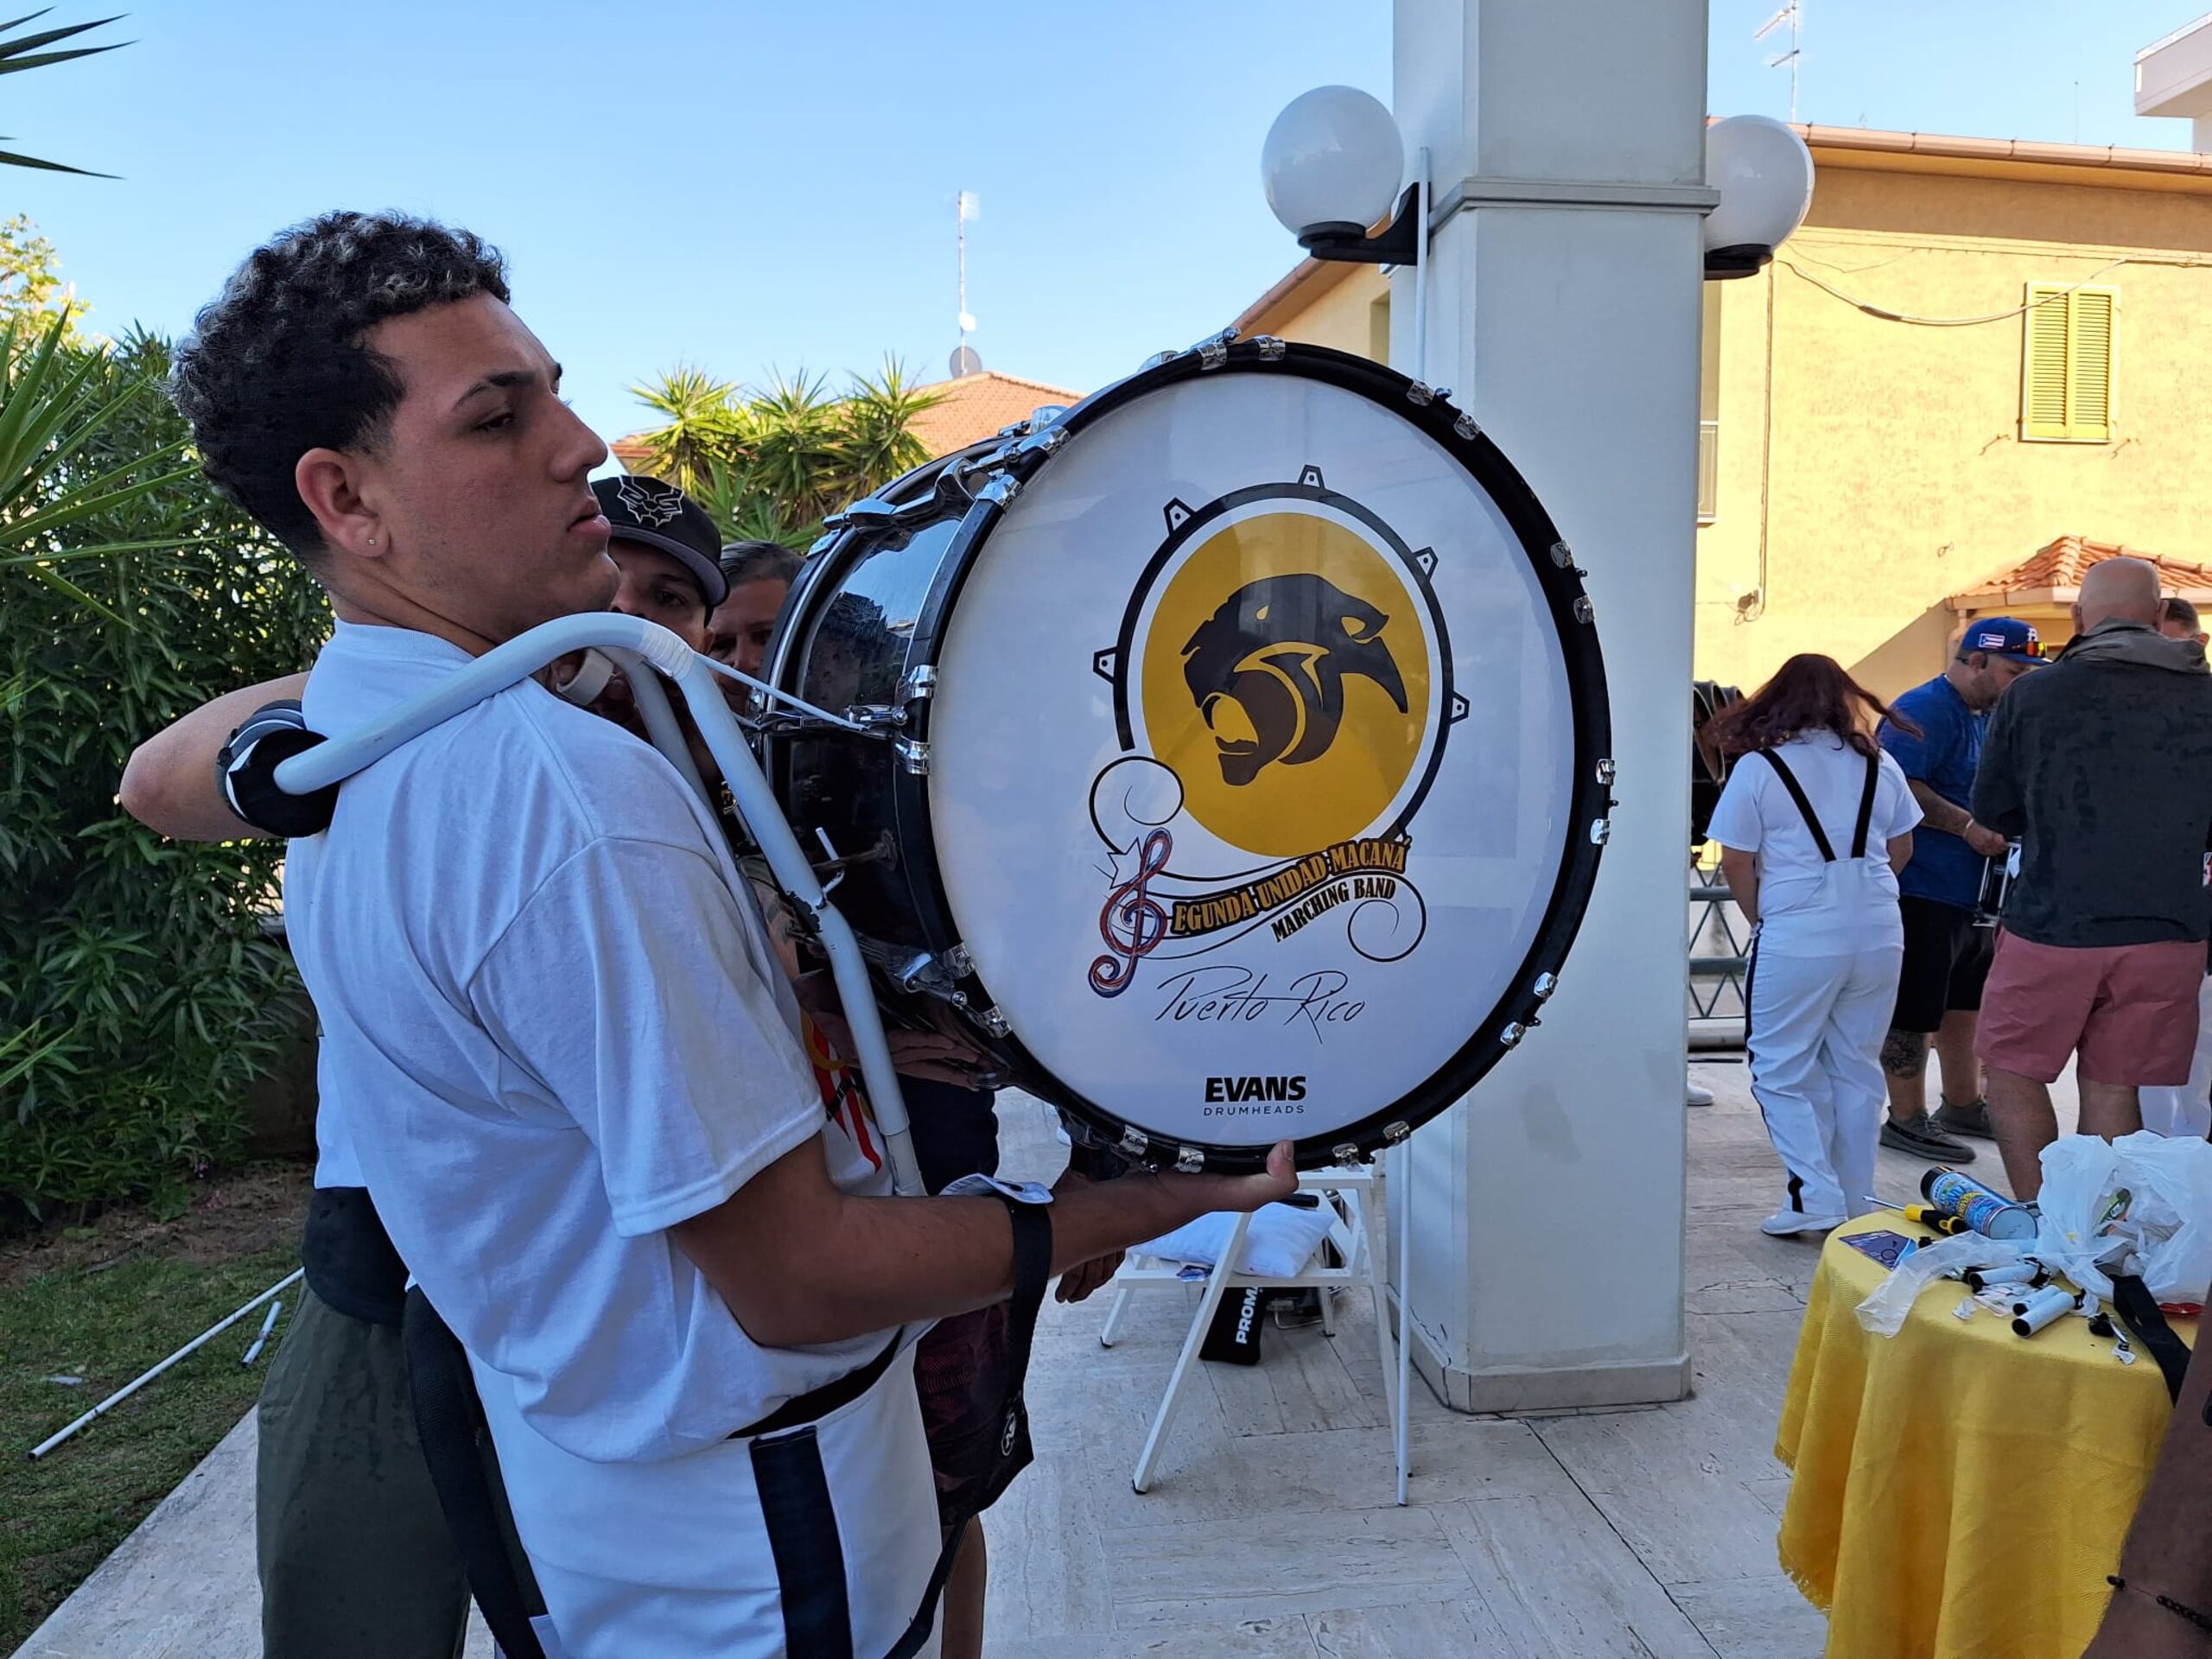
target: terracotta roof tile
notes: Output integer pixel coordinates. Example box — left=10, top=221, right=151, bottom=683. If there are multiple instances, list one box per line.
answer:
left=906, top=370, right=1084, bottom=460
left=1953, top=533, right=2212, bottom=604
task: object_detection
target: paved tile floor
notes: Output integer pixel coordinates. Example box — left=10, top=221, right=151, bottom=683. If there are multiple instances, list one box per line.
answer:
left=15, top=1062, right=2069, bottom=1659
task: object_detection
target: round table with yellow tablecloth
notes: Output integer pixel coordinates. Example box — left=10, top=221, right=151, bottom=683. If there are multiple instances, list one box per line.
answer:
left=1776, top=1211, right=2196, bottom=1659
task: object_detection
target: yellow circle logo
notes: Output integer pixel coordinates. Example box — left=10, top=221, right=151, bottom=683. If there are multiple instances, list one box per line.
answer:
left=1138, top=508, right=1433, bottom=858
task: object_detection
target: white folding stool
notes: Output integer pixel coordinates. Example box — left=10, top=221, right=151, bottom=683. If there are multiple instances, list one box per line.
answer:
left=1096, top=1164, right=1408, bottom=1498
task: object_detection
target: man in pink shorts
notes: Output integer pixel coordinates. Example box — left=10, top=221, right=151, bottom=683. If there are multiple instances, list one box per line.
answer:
left=1972, top=556, right=2212, bottom=1198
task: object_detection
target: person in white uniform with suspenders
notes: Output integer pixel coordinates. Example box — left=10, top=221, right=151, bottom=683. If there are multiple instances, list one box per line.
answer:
left=1705, top=655, right=1922, bottom=1236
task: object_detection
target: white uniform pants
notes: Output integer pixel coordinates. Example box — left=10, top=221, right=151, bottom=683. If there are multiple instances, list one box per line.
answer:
left=472, top=1345, right=942, bottom=1659
left=1747, top=934, right=1904, bottom=1218
left=2140, top=973, right=2212, bottom=1140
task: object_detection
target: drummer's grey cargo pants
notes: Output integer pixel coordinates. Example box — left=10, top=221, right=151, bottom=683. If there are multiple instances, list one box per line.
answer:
left=255, top=1287, right=472, bottom=1659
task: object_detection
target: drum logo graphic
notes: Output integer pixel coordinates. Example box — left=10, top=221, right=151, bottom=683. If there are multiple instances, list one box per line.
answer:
left=1085, top=467, right=1466, bottom=1000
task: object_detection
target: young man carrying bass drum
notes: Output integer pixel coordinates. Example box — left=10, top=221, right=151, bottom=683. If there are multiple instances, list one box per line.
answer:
left=124, top=474, right=1046, bottom=1659
left=145, top=211, right=1293, bottom=1659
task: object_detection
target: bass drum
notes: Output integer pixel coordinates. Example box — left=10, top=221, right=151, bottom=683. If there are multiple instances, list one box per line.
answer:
left=764, top=337, right=1611, bottom=1171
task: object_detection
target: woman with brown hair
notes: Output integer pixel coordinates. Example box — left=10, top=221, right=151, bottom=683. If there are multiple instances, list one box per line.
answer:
left=1705, top=655, right=1923, bottom=1235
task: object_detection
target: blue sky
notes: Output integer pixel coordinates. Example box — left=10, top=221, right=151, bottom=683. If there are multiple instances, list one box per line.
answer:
left=8, top=1, right=2205, bottom=443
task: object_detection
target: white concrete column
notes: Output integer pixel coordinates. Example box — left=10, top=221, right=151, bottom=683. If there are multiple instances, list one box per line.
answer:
left=1389, top=0, right=1710, bottom=1410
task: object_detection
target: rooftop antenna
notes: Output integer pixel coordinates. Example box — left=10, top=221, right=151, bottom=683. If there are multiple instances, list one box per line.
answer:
left=1755, top=2, right=1802, bottom=124
left=951, top=190, right=982, bottom=378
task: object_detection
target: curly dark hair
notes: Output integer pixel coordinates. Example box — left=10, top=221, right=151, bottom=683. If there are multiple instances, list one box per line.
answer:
left=1703, top=652, right=1918, bottom=759
left=169, top=211, right=511, bottom=557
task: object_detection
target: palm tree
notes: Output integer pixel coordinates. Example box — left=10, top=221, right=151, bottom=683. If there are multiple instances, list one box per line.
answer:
left=625, top=359, right=943, bottom=549
left=0, top=310, right=208, bottom=622
left=0, top=10, right=130, bottom=175
left=680, top=461, right=809, bottom=553
left=737, top=371, right=847, bottom=528
left=838, top=358, right=938, bottom=499
left=626, top=364, right=740, bottom=492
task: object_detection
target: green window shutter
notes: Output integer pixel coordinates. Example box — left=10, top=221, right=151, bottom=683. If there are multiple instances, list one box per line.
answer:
left=2069, top=288, right=2114, bottom=441
left=2022, top=283, right=2118, bottom=442
left=2023, top=284, right=2072, bottom=440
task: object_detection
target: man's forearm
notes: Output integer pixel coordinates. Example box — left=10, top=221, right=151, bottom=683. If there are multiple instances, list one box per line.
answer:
left=1718, top=848, right=1758, bottom=928
left=2088, top=1316, right=2212, bottom=1656
left=673, top=1137, right=1292, bottom=1350
left=1970, top=715, right=2025, bottom=838
left=801, top=1174, right=1208, bottom=1343
left=1907, top=779, right=1973, bottom=837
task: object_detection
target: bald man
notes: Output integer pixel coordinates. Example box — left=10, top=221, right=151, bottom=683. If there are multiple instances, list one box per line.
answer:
left=1972, top=556, right=2212, bottom=1197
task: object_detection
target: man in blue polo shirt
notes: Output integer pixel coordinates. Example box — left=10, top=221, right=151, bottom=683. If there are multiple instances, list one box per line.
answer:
left=1875, top=618, right=2044, bottom=1160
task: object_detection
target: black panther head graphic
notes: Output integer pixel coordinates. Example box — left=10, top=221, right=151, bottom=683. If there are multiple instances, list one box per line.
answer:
left=1179, top=573, right=1409, bottom=786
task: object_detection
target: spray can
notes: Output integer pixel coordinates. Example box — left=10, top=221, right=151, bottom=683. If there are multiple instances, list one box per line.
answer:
left=1922, top=1168, right=2038, bottom=1241
left=2012, top=1284, right=2077, bottom=1337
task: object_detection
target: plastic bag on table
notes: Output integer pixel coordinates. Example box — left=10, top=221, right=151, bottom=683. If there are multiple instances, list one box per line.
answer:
left=1854, top=1231, right=2027, bottom=1337
left=2035, top=1132, right=2212, bottom=1306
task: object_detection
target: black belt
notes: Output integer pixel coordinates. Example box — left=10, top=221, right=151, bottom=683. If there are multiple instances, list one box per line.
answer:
left=733, top=1332, right=903, bottom=1440
left=301, top=1186, right=409, bottom=1326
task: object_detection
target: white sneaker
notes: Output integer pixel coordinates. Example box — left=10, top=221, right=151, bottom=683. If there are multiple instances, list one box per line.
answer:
left=1761, top=1209, right=1847, bottom=1237
left=1687, top=1081, right=1715, bottom=1107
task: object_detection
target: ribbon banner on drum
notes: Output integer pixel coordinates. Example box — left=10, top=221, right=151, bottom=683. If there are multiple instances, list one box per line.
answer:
left=766, top=334, right=1612, bottom=1171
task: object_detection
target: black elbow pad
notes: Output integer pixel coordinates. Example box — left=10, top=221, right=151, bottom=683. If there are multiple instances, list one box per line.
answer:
left=215, top=700, right=339, bottom=837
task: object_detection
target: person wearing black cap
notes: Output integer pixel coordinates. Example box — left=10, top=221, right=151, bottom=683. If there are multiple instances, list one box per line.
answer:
left=595, top=474, right=729, bottom=625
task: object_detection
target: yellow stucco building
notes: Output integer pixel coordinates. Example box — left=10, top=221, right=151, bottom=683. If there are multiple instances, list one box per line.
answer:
left=1235, top=123, right=2212, bottom=696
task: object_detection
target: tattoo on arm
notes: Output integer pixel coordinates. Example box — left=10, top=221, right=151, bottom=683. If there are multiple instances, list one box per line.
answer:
left=1881, top=1027, right=1929, bottom=1078
left=1906, top=779, right=1972, bottom=837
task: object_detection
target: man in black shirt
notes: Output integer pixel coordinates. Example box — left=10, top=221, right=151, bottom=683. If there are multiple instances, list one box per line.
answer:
left=1972, top=556, right=2212, bottom=1198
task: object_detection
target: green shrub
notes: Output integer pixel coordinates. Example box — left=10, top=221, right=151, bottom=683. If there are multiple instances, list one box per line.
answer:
left=1, top=332, right=328, bottom=1221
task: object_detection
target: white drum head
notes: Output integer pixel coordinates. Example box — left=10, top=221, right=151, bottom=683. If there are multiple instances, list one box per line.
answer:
left=922, top=353, right=1605, bottom=1163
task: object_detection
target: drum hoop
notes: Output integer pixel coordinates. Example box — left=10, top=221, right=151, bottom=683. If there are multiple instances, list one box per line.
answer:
left=779, top=340, right=1612, bottom=1172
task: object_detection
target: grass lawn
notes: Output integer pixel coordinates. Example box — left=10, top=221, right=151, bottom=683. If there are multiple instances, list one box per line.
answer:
left=0, top=1165, right=308, bottom=1650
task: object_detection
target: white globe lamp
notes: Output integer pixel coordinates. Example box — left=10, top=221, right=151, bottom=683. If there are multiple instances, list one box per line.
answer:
left=1702, top=115, right=1815, bottom=279
left=1262, top=85, right=1406, bottom=245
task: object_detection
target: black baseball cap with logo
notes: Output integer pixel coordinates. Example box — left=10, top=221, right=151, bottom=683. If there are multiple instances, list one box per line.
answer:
left=591, top=474, right=729, bottom=608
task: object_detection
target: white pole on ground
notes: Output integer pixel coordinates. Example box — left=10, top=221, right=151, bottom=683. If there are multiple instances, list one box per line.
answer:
left=29, top=1268, right=304, bottom=1460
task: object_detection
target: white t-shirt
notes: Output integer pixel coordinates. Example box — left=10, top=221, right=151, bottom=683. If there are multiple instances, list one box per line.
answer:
left=286, top=621, right=893, bottom=1463
left=1706, top=733, right=1921, bottom=946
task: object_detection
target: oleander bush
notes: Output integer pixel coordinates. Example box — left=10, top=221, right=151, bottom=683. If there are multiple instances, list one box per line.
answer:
left=1, top=320, right=327, bottom=1222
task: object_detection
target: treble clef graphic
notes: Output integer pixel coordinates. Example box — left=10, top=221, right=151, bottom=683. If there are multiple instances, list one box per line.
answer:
left=1089, top=828, right=1173, bottom=997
